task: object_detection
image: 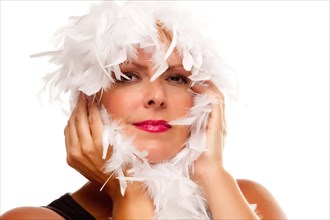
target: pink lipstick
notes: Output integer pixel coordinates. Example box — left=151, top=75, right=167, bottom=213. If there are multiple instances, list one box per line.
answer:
left=133, top=120, right=172, bottom=133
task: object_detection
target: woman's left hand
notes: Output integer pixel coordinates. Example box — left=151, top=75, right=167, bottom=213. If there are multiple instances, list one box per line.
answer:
left=190, top=82, right=260, bottom=219
left=191, top=81, right=227, bottom=181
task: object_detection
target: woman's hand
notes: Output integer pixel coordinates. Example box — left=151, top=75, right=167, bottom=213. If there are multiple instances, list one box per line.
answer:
left=64, top=93, right=154, bottom=218
left=64, top=94, right=116, bottom=195
left=191, top=82, right=259, bottom=219
left=191, top=81, right=227, bottom=180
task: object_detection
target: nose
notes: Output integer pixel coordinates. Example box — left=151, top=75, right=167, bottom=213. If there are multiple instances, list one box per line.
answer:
left=143, top=81, right=167, bottom=109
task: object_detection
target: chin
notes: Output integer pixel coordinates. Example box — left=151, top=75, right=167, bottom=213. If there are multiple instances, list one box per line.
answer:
left=134, top=141, right=184, bottom=163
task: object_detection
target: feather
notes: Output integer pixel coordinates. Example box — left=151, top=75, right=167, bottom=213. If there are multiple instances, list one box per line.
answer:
left=35, top=1, right=239, bottom=110
left=182, top=51, right=194, bottom=71
left=192, top=51, right=203, bottom=68
left=30, top=50, right=61, bottom=58
left=112, top=65, right=124, bottom=81
left=78, top=67, right=103, bottom=96
left=100, top=106, right=112, bottom=159
left=117, top=168, right=127, bottom=196
left=104, top=48, right=127, bottom=68
left=164, top=24, right=177, bottom=60
left=169, top=116, right=196, bottom=126
left=150, top=61, right=168, bottom=82
left=250, top=203, right=258, bottom=211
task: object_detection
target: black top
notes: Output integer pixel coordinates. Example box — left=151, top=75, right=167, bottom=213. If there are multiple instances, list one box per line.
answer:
left=44, top=193, right=96, bottom=220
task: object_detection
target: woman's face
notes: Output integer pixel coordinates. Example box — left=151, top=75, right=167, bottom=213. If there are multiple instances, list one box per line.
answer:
left=101, top=48, right=193, bottom=162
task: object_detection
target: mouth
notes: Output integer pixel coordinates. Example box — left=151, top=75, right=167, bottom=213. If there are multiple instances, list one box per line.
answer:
left=133, top=120, right=172, bottom=133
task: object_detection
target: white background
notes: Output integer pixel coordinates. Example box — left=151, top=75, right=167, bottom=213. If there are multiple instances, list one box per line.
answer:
left=1, top=1, right=329, bottom=219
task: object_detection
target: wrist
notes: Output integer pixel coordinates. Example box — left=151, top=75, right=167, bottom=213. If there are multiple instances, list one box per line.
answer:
left=109, top=181, right=152, bottom=206
left=112, top=181, right=155, bottom=219
left=193, top=162, right=227, bottom=183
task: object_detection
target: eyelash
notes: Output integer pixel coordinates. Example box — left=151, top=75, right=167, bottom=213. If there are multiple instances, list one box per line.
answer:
left=166, top=74, right=189, bottom=85
left=114, top=72, right=189, bottom=85
left=114, top=72, right=140, bottom=83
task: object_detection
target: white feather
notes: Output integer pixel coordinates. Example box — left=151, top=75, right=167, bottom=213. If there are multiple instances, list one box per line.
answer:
left=150, top=61, right=168, bottom=82
left=182, top=51, right=194, bottom=71
left=164, top=24, right=177, bottom=60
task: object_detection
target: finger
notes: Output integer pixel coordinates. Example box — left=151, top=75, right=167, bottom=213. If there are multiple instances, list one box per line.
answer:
left=65, top=97, right=94, bottom=166
left=191, top=82, right=226, bottom=155
left=65, top=106, right=80, bottom=154
left=191, top=81, right=225, bottom=101
left=88, top=102, right=104, bottom=150
left=65, top=106, right=86, bottom=167
left=88, top=102, right=112, bottom=160
left=64, top=96, right=111, bottom=186
left=65, top=120, right=102, bottom=182
left=191, top=82, right=225, bottom=132
left=75, top=94, right=94, bottom=149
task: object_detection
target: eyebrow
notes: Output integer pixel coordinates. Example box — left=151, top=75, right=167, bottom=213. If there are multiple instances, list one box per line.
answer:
left=122, top=61, right=184, bottom=70
left=120, top=61, right=148, bottom=69
left=131, top=61, right=148, bottom=69
left=168, top=64, right=184, bottom=69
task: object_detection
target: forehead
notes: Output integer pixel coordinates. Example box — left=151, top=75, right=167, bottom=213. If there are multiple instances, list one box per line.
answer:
left=124, top=46, right=183, bottom=68
left=120, top=45, right=182, bottom=69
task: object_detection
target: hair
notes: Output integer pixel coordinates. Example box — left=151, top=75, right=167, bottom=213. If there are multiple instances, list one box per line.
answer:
left=156, top=21, right=173, bottom=42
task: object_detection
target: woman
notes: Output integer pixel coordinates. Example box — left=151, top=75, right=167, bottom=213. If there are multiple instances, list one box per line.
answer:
left=1, top=2, right=286, bottom=219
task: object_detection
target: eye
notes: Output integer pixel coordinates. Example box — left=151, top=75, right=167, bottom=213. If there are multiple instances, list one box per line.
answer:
left=166, top=74, right=189, bottom=85
left=115, top=72, right=140, bottom=83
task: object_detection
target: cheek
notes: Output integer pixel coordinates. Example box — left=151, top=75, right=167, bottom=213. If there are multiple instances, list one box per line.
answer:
left=171, top=93, right=194, bottom=117
left=182, top=93, right=194, bottom=106
left=101, top=89, right=140, bottom=118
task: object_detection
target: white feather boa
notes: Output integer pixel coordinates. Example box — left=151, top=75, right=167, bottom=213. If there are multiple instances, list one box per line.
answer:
left=32, top=1, right=257, bottom=218
left=33, top=1, right=238, bottom=108
left=100, top=94, right=256, bottom=218
left=100, top=93, right=212, bottom=219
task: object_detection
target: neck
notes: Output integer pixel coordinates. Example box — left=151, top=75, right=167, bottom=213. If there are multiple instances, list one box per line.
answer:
left=71, top=181, right=113, bottom=219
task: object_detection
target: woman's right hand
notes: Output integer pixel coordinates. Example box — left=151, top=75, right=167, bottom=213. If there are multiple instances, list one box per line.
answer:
left=64, top=93, right=116, bottom=196
left=64, top=94, right=154, bottom=218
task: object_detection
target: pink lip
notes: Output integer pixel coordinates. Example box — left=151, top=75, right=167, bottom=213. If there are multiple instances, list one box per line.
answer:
left=133, top=120, right=172, bottom=133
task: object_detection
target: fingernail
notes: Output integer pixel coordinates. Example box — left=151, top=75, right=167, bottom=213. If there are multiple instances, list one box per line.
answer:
left=84, top=94, right=93, bottom=104
left=196, top=81, right=208, bottom=87
left=186, top=87, right=194, bottom=93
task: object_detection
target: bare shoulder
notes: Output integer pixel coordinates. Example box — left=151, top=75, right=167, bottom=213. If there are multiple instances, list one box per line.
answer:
left=1, top=206, right=64, bottom=220
left=237, top=179, right=287, bottom=219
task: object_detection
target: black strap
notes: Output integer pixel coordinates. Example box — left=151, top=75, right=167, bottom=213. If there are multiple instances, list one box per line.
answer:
left=44, top=193, right=96, bottom=220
